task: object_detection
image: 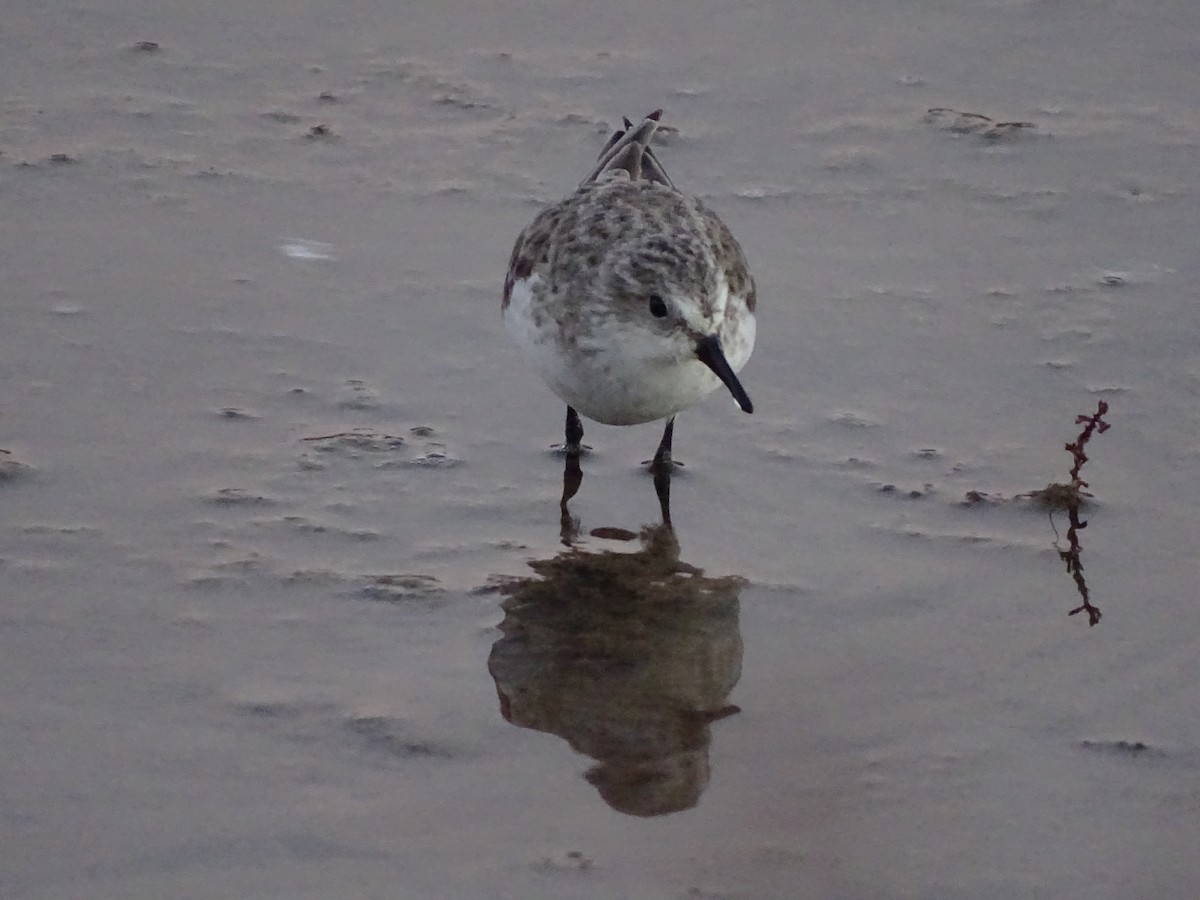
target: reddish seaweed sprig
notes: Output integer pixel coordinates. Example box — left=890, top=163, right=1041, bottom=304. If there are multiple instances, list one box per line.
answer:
left=1065, top=401, right=1111, bottom=489
left=1039, top=401, right=1110, bottom=626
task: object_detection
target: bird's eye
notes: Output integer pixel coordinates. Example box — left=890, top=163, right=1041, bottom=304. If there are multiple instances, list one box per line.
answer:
left=648, top=294, right=668, bottom=318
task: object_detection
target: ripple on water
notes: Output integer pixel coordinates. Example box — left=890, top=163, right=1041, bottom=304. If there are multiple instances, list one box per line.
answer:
left=298, top=425, right=461, bottom=469
left=866, top=510, right=1055, bottom=552
left=335, top=378, right=380, bottom=410
left=281, top=568, right=352, bottom=586
left=873, top=481, right=936, bottom=499
left=263, top=515, right=381, bottom=542
left=827, top=409, right=883, bottom=429
left=357, top=573, right=443, bottom=604
left=345, top=715, right=456, bottom=760
left=185, top=550, right=267, bottom=588
left=204, top=487, right=279, bottom=507
left=20, top=523, right=102, bottom=536
left=1079, top=739, right=1167, bottom=761
left=301, top=428, right=406, bottom=455
left=229, top=697, right=459, bottom=763
left=217, top=406, right=260, bottom=420
left=400, top=448, right=460, bottom=469
left=923, top=107, right=1039, bottom=141
left=231, top=697, right=341, bottom=721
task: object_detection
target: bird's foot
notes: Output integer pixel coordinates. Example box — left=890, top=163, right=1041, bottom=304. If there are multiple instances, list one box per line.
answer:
left=643, top=455, right=684, bottom=477
left=550, top=441, right=593, bottom=458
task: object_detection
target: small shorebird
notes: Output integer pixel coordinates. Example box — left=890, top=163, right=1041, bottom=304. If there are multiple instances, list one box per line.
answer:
left=502, top=109, right=756, bottom=486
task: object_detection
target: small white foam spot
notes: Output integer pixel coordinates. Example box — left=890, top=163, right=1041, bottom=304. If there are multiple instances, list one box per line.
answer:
left=279, top=239, right=338, bottom=261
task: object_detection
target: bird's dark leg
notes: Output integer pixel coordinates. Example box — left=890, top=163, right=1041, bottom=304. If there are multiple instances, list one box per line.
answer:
left=564, top=406, right=585, bottom=457
left=650, top=416, right=675, bottom=473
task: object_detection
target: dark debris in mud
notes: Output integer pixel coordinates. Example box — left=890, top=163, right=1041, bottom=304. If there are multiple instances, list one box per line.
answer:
left=924, top=107, right=1038, bottom=140
left=0, top=448, right=29, bottom=482
left=1080, top=739, right=1166, bottom=760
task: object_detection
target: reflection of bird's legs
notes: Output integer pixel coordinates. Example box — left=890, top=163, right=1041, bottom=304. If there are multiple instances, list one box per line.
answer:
left=558, top=406, right=586, bottom=543
left=560, top=452, right=583, bottom=543
left=654, top=464, right=673, bottom=529
left=560, top=451, right=583, bottom=508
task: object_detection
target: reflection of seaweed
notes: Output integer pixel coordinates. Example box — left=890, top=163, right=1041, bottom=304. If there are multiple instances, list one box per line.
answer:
left=1032, top=401, right=1111, bottom=626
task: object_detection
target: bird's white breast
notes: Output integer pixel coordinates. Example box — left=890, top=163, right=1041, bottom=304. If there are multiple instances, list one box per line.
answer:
left=504, top=272, right=755, bottom=426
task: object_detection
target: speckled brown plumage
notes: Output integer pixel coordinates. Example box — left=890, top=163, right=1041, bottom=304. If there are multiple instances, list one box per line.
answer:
left=502, top=110, right=757, bottom=440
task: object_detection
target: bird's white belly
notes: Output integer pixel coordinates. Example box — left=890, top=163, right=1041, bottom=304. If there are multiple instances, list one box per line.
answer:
left=554, top=351, right=724, bottom=426
left=505, top=275, right=754, bottom=426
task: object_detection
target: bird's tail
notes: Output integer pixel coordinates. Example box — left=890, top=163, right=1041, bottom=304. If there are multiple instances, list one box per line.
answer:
left=582, top=109, right=675, bottom=189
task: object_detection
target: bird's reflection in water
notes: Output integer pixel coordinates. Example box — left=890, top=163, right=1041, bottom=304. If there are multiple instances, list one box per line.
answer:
left=488, top=485, right=744, bottom=816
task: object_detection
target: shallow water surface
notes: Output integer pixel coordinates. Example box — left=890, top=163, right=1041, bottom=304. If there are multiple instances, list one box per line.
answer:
left=2, top=1, right=1199, bottom=897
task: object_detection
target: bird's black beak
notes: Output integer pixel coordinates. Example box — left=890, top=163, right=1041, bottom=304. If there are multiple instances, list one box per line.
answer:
left=695, top=334, right=753, bottom=414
